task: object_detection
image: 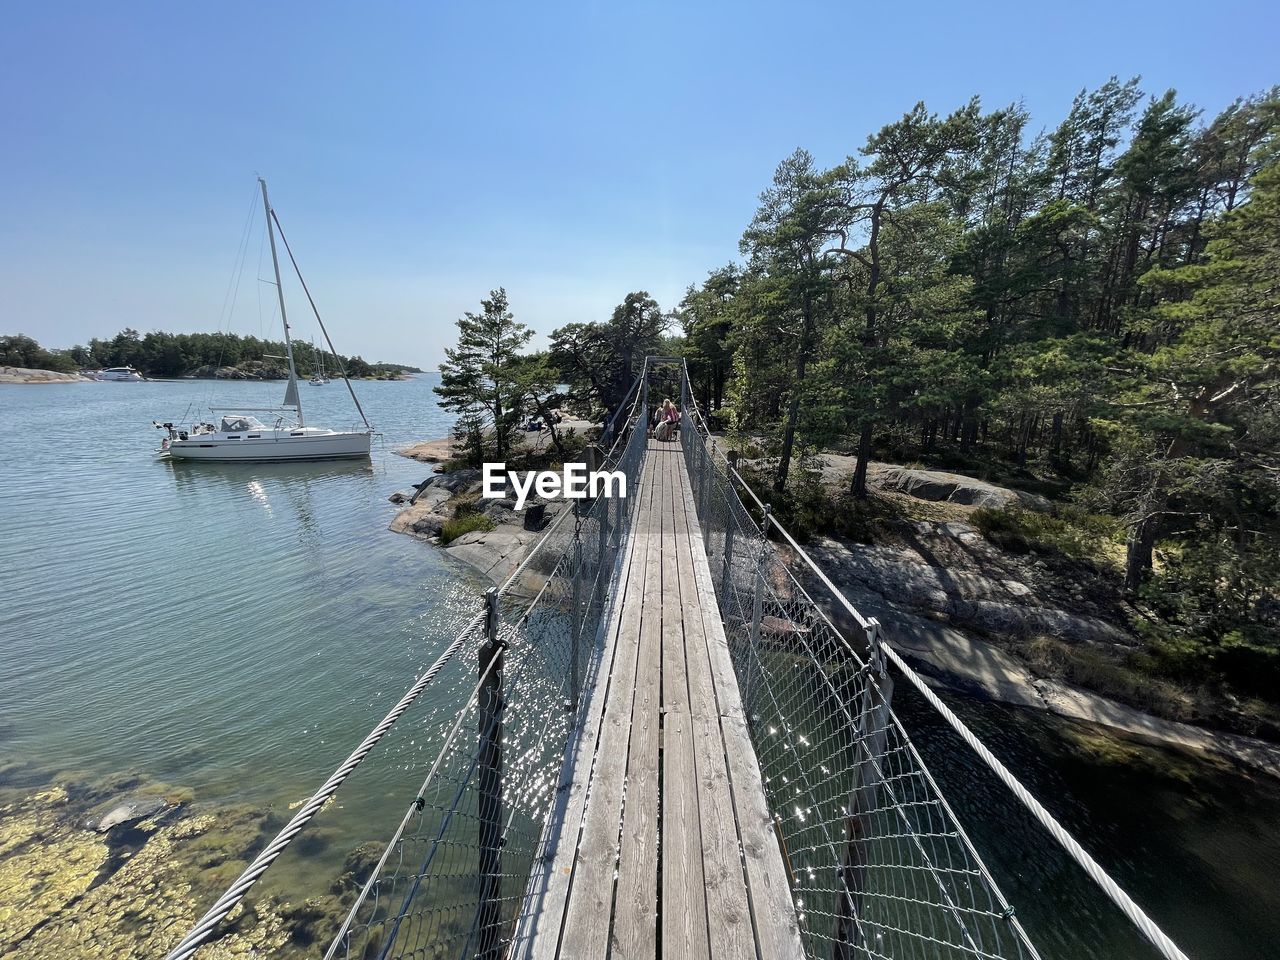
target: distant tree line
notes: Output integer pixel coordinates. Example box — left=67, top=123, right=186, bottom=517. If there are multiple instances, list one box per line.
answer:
left=0, top=334, right=80, bottom=373
left=2, top=328, right=423, bottom=379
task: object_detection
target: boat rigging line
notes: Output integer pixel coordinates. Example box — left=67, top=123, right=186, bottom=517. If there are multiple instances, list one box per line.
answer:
left=269, top=207, right=374, bottom=432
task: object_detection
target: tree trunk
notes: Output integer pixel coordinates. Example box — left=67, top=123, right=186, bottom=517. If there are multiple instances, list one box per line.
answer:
left=494, top=394, right=505, bottom=460
left=1124, top=512, right=1159, bottom=594
left=533, top=396, right=566, bottom=458
left=959, top=395, right=980, bottom=453
left=850, top=422, right=874, bottom=499
left=774, top=300, right=815, bottom=494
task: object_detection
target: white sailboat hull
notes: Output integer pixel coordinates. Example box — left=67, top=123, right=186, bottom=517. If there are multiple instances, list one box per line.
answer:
left=167, top=429, right=371, bottom=462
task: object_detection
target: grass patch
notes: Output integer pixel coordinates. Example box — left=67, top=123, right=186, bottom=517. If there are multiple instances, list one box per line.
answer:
left=736, top=462, right=900, bottom=544
left=439, top=495, right=496, bottom=544
left=440, top=511, right=496, bottom=544
left=971, top=504, right=1121, bottom=569
left=1013, top=635, right=1196, bottom=722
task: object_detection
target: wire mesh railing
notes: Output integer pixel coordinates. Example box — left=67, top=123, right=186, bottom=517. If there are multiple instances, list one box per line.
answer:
left=325, top=398, right=650, bottom=960
left=677, top=407, right=1039, bottom=958
left=675, top=362, right=1189, bottom=960
left=164, top=379, right=649, bottom=960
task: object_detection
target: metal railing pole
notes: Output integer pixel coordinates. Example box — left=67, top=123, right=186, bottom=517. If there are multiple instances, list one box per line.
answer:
left=699, top=439, right=713, bottom=529
left=641, top=362, right=650, bottom=436
left=720, top=494, right=735, bottom=601
left=477, top=587, right=504, bottom=960
left=597, top=492, right=609, bottom=604
left=749, top=504, right=770, bottom=652
left=835, top=618, right=894, bottom=959
left=570, top=505, right=583, bottom=711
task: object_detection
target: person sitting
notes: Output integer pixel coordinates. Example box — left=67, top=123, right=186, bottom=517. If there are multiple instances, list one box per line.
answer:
left=655, top=399, right=680, bottom=441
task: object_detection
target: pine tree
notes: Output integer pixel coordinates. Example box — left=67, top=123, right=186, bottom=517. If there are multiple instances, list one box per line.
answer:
left=434, top=288, right=532, bottom=464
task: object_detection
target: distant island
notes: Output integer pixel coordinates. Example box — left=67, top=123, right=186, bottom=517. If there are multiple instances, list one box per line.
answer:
left=0, top=330, right=424, bottom=381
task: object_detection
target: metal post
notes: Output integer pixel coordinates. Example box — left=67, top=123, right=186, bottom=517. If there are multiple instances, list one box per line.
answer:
left=641, top=361, right=650, bottom=437
left=749, top=505, right=771, bottom=652
left=477, top=587, right=504, bottom=960
left=612, top=486, right=624, bottom=552
left=258, top=178, right=304, bottom=427
left=698, top=440, right=713, bottom=530
left=835, top=618, right=893, bottom=960
left=720, top=498, right=735, bottom=600
left=569, top=504, right=584, bottom=711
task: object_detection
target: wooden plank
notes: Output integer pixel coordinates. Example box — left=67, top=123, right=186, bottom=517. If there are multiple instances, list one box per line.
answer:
left=514, top=456, right=655, bottom=960
left=676, top=460, right=805, bottom=960
left=718, top=714, right=803, bottom=958
left=553, top=455, right=660, bottom=958
left=670, top=457, right=756, bottom=960
left=659, top=447, right=713, bottom=960
left=612, top=442, right=668, bottom=959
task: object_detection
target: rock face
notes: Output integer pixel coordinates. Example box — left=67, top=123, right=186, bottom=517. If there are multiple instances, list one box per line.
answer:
left=806, top=522, right=1130, bottom=647
left=185, top=360, right=288, bottom=380
left=872, top=466, right=1051, bottom=510
left=388, top=465, right=568, bottom=584
left=422, top=469, right=482, bottom=494
left=0, top=366, right=87, bottom=384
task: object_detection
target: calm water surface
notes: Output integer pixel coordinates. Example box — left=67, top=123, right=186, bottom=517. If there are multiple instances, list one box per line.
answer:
left=0, top=375, right=486, bottom=885
left=0, top=376, right=1276, bottom=958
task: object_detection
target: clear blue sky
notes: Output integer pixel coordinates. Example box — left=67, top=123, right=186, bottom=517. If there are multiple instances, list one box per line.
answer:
left=2, top=1, right=1276, bottom=369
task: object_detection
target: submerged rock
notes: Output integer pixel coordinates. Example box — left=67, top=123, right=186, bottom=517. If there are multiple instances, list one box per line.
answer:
left=88, top=795, right=169, bottom=832
left=0, top=771, right=382, bottom=959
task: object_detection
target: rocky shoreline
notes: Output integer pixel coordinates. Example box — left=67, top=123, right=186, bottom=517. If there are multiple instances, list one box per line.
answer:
left=800, top=528, right=1280, bottom=779
left=386, top=439, right=1280, bottom=780
left=0, top=366, right=89, bottom=384
left=388, top=424, right=593, bottom=584
left=769, top=452, right=1280, bottom=778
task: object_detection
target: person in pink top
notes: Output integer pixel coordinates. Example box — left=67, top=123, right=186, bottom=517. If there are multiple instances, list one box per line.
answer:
left=655, top=398, right=680, bottom=441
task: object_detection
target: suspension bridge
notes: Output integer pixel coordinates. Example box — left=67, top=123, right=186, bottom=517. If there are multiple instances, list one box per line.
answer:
left=165, top=359, right=1191, bottom=960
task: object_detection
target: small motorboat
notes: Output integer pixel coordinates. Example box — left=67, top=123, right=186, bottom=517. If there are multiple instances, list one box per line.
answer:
left=96, top=366, right=145, bottom=382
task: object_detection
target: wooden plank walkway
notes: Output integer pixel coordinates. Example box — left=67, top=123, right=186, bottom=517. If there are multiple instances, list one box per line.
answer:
left=513, top=440, right=802, bottom=960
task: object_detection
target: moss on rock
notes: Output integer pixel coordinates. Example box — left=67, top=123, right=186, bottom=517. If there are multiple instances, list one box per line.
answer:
left=0, top=772, right=372, bottom=959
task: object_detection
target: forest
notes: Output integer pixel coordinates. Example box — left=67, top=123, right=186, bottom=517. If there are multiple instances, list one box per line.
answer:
left=437, top=78, right=1280, bottom=704
left=0, top=329, right=422, bottom=379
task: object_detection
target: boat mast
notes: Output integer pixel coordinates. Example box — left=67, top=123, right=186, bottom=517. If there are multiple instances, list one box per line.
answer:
left=259, top=177, right=304, bottom=427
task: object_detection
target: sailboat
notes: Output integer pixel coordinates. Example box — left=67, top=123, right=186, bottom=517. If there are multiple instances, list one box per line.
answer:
left=156, top=179, right=373, bottom=462
left=309, top=339, right=330, bottom=385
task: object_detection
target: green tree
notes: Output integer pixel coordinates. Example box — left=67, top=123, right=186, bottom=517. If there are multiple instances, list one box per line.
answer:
left=678, top=264, right=740, bottom=413
left=740, top=148, right=843, bottom=493
left=549, top=292, right=667, bottom=413
left=510, top=352, right=570, bottom=458
left=434, top=288, right=533, bottom=464
left=828, top=101, right=981, bottom=496
left=0, top=334, right=77, bottom=372
left=1098, top=156, right=1280, bottom=594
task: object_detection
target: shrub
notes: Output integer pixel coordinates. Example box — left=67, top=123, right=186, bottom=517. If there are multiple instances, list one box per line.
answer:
left=971, top=504, right=1119, bottom=568
left=736, top=462, right=893, bottom=544
left=440, top=511, right=496, bottom=544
